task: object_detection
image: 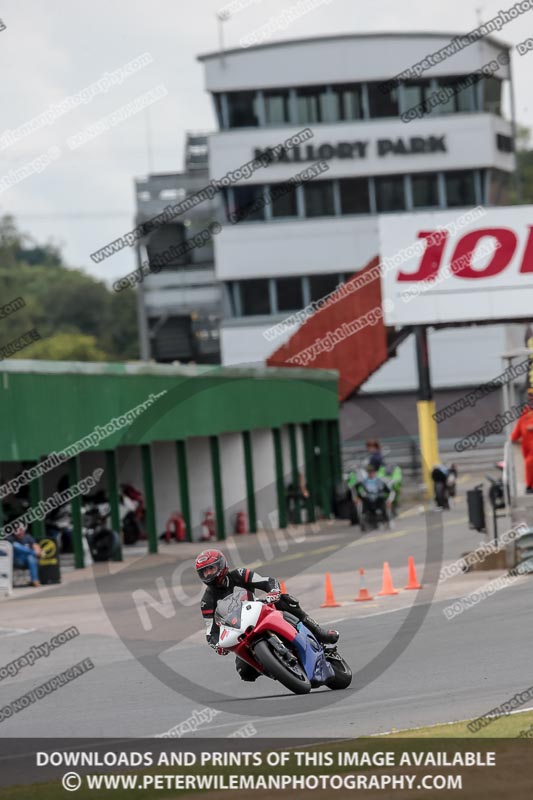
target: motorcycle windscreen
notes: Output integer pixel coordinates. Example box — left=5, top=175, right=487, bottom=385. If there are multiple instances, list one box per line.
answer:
left=214, top=587, right=249, bottom=628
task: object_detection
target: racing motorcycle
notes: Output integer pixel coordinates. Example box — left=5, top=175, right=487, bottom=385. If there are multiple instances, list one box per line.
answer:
left=215, top=588, right=352, bottom=695
left=377, top=464, right=403, bottom=517
left=352, top=470, right=392, bottom=532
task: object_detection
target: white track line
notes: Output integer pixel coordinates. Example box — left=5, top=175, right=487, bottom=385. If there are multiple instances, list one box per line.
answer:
left=192, top=704, right=533, bottom=740
left=0, top=627, right=35, bottom=637
left=374, top=706, right=533, bottom=737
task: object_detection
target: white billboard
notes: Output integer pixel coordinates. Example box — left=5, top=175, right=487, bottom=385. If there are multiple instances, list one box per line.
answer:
left=380, top=205, right=533, bottom=326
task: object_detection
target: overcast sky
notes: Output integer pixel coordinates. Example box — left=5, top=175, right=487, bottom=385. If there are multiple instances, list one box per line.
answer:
left=2, top=0, right=532, bottom=285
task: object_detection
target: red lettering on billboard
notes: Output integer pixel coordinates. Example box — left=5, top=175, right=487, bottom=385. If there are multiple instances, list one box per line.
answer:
left=395, top=227, right=530, bottom=282
left=519, top=226, right=533, bottom=273
left=397, top=231, right=448, bottom=282
left=451, top=228, right=517, bottom=278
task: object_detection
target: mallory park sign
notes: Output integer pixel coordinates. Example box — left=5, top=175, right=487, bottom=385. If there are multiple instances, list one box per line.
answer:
left=254, top=135, right=447, bottom=163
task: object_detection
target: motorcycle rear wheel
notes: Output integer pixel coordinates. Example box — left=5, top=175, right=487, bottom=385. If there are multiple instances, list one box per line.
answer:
left=253, top=639, right=311, bottom=695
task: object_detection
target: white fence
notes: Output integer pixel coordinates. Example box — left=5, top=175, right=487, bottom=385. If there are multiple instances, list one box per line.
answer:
left=0, top=541, right=13, bottom=598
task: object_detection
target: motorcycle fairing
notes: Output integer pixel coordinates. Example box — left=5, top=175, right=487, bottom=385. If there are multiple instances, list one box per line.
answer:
left=216, top=592, right=335, bottom=687
left=231, top=603, right=299, bottom=673
left=291, top=623, right=335, bottom=685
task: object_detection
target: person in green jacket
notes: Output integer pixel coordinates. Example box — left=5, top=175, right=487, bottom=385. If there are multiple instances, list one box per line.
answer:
left=377, top=463, right=402, bottom=515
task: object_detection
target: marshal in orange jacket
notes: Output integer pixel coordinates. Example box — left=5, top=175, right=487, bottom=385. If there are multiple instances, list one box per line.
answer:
left=511, top=405, right=533, bottom=490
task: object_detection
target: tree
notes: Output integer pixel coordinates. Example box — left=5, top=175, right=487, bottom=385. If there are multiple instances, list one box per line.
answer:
left=21, top=333, right=108, bottom=361
left=0, top=214, right=23, bottom=269
left=103, top=291, right=139, bottom=361
left=38, top=269, right=112, bottom=339
left=0, top=215, right=139, bottom=362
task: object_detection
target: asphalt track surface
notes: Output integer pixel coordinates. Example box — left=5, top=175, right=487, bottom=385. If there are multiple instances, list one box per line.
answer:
left=0, top=479, right=531, bottom=744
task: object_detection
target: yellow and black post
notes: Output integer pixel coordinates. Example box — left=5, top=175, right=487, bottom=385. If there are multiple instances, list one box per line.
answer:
left=415, top=326, right=440, bottom=497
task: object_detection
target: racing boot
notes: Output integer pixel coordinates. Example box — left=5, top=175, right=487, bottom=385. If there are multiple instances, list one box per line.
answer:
left=279, top=594, right=339, bottom=645
left=301, top=615, right=339, bottom=645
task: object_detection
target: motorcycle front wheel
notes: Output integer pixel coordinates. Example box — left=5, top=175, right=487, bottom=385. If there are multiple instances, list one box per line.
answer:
left=253, top=639, right=311, bottom=695
left=325, top=651, right=352, bottom=690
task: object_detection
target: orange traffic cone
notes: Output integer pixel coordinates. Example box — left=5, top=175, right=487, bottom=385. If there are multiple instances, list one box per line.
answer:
left=320, top=573, right=341, bottom=608
left=354, top=568, right=373, bottom=602
left=280, top=580, right=288, bottom=594
left=404, top=556, right=422, bottom=590
left=377, top=561, right=399, bottom=596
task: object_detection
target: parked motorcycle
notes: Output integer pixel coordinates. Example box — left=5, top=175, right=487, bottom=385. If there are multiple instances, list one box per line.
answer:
left=83, top=485, right=145, bottom=549
left=45, top=504, right=73, bottom=552
left=447, top=464, right=458, bottom=498
left=432, top=464, right=458, bottom=510
left=486, top=463, right=506, bottom=511
left=215, top=588, right=352, bottom=695
left=120, top=491, right=143, bottom=545
left=81, top=493, right=120, bottom=562
left=120, top=483, right=146, bottom=543
left=2, top=494, right=30, bottom=526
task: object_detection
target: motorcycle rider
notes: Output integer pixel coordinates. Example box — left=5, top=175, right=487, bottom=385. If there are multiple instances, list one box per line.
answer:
left=377, top=463, right=402, bottom=516
left=196, top=549, right=339, bottom=682
left=354, top=463, right=392, bottom=522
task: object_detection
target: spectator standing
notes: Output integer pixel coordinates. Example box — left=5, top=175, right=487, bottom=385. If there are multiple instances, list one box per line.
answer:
left=366, top=439, right=384, bottom=471
left=5, top=524, right=41, bottom=586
